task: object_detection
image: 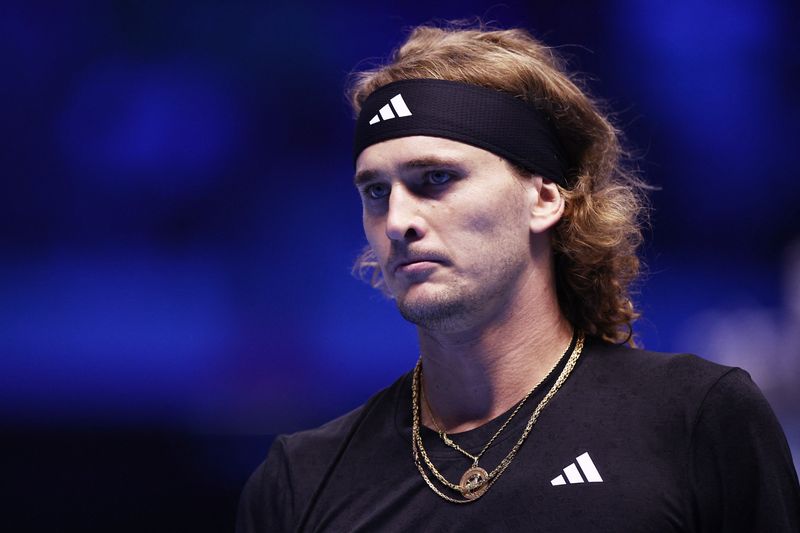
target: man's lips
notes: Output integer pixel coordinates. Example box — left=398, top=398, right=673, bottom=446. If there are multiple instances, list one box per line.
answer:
left=394, top=260, right=441, bottom=274
left=390, top=255, right=447, bottom=274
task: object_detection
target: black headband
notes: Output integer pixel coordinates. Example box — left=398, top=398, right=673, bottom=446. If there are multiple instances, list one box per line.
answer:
left=352, top=79, right=569, bottom=185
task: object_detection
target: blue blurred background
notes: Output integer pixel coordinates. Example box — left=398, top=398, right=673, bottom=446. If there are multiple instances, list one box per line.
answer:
left=2, top=1, right=798, bottom=530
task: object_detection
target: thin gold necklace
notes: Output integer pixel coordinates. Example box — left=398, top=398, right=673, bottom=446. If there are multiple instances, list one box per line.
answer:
left=421, top=332, right=571, bottom=464
left=411, top=332, right=584, bottom=503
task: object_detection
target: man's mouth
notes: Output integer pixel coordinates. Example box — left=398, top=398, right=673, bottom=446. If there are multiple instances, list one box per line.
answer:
left=395, top=260, right=440, bottom=274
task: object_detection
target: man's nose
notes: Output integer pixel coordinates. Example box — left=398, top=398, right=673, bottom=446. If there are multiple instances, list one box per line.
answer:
left=385, top=186, right=425, bottom=241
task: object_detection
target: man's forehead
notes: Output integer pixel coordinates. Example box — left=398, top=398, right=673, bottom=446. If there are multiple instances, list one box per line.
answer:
left=354, top=136, right=501, bottom=183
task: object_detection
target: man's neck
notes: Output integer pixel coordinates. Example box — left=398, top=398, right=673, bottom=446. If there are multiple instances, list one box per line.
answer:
left=417, top=272, right=573, bottom=434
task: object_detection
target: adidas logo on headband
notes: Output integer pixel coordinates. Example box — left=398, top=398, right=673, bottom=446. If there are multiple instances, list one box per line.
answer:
left=368, top=94, right=413, bottom=125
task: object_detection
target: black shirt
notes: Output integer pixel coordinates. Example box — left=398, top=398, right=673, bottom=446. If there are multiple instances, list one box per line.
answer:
left=237, top=337, right=800, bottom=532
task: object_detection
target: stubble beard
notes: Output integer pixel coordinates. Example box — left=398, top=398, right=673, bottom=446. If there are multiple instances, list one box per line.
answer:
left=393, top=254, right=526, bottom=332
left=395, top=281, right=479, bottom=331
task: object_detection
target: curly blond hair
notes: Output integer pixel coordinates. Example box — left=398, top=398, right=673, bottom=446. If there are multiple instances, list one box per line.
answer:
left=348, top=21, right=649, bottom=344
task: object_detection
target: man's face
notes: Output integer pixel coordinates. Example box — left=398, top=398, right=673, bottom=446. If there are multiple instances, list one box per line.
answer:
left=354, top=136, right=539, bottom=332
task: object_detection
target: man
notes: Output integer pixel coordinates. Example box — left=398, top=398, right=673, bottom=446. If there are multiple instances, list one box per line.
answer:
left=238, top=23, right=800, bottom=531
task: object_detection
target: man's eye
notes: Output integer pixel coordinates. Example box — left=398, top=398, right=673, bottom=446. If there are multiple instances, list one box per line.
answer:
left=365, top=183, right=390, bottom=199
left=426, top=170, right=454, bottom=185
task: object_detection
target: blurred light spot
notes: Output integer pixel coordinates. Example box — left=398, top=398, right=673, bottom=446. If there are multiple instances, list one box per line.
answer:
left=616, top=0, right=778, bottom=168
left=611, top=0, right=790, bottom=224
left=59, top=60, right=239, bottom=189
left=0, top=252, right=234, bottom=406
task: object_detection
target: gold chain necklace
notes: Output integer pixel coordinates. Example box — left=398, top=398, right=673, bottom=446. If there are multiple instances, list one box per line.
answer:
left=421, top=332, right=570, bottom=464
left=411, top=332, right=584, bottom=503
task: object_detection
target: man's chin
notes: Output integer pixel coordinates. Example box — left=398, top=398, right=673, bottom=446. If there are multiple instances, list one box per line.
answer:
left=394, top=288, right=473, bottom=330
left=392, top=283, right=442, bottom=311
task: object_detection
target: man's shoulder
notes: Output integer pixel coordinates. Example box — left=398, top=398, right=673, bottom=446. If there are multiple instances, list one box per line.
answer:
left=586, top=336, right=738, bottom=387
left=277, top=371, right=410, bottom=458
left=578, top=336, right=756, bottom=417
left=572, top=337, right=785, bottom=455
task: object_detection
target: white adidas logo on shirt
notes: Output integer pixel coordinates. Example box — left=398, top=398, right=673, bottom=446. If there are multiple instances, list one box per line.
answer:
left=368, top=94, right=413, bottom=125
left=551, top=452, right=603, bottom=485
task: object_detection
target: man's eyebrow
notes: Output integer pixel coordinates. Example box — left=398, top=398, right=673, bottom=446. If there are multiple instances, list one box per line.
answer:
left=353, top=157, right=464, bottom=186
left=353, top=169, right=378, bottom=187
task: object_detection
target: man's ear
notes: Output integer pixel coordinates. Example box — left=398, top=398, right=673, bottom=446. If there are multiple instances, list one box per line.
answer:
left=527, top=177, right=564, bottom=234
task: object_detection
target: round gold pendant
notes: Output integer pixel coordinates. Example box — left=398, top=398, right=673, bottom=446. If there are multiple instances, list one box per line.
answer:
left=459, top=466, right=490, bottom=500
